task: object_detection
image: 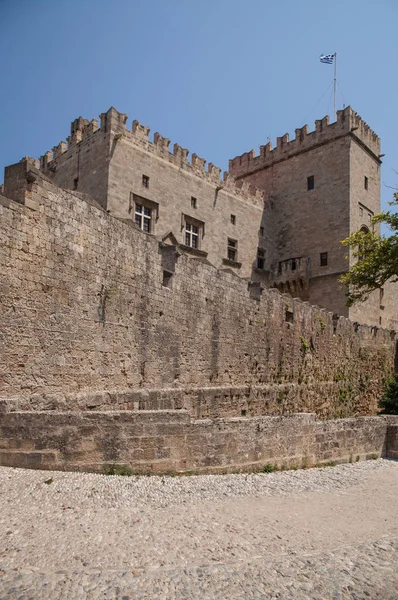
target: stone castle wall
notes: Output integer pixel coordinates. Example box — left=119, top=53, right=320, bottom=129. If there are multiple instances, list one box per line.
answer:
left=0, top=172, right=395, bottom=419
left=1, top=408, right=398, bottom=474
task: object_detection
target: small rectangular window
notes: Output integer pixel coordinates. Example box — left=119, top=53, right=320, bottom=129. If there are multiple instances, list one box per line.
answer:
left=364, top=176, right=369, bottom=190
left=285, top=310, right=294, bottom=324
left=191, top=196, right=197, bottom=209
left=227, top=238, right=237, bottom=262
left=231, top=214, right=236, bottom=225
left=257, top=248, right=265, bottom=270
left=307, top=175, right=315, bottom=191
left=278, top=262, right=282, bottom=274
left=142, top=175, right=149, bottom=188
left=130, top=193, right=159, bottom=228
left=291, top=259, right=297, bottom=271
left=320, top=252, right=328, bottom=266
left=162, top=270, right=173, bottom=288
left=135, top=203, right=151, bottom=233
left=73, top=177, right=78, bottom=190
left=380, top=288, right=385, bottom=309
left=259, top=226, right=264, bottom=237
left=183, top=215, right=204, bottom=250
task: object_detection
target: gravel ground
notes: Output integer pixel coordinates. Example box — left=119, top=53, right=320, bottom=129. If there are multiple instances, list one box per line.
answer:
left=0, top=459, right=397, bottom=599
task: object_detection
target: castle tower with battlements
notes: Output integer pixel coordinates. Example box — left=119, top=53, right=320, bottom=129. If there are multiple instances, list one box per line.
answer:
left=2, top=105, right=396, bottom=329
left=229, top=106, right=390, bottom=326
left=30, top=106, right=268, bottom=280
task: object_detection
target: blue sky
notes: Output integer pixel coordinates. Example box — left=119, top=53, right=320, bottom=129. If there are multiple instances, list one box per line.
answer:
left=1, top=0, right=397, bottom=213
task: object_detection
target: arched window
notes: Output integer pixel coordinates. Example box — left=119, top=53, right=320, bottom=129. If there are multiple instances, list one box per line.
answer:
left=358, top=226, right=370, bottom=260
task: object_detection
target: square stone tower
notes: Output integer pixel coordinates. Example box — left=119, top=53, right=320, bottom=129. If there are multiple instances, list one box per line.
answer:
left=229, top=106, right=383, bottom=324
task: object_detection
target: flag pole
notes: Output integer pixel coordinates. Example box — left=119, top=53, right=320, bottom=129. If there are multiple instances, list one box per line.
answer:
left=333, top=52, right=337, bottom=121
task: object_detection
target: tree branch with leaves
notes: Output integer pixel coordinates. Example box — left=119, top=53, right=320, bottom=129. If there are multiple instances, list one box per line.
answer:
left=340, top=194, right=398, bottom=306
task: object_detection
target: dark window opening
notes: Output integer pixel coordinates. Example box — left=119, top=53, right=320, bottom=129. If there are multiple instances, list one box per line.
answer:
left=257, top=248, right=265, bottom=270
left=162, top=270, right=173, bottom=288
left=320, top=252, right=328, bottom=267
left=307, top=175, right=315, bottom=191
left=364, top=176, right=369, bottom=190
left=73, top=177, right=79, bottom=190
left=259, top=226, right=264, bottom=237
left=142, top=175, right=149, bottom=188
left=191, top=196, right=197, bottom=209
left=241, top=409, right=247, bottom=417
left=285, top=309, right=294, bottom=324
left=227, top=238, right=237, bottom=262
left=291, top=259, right=297, bottom=271
left=278, top=262, right=282, bottom=274
left=231, top=214, right=236, bottom=225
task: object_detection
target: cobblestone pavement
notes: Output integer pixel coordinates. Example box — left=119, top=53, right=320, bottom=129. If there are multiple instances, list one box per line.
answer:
left=1, top=460, right=397, bottom=599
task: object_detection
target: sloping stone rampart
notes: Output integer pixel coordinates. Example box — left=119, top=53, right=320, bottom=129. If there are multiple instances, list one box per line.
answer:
left=0, top=410, right=397, bottom=474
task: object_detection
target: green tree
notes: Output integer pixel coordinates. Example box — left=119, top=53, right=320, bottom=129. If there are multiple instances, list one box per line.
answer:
left=340, top=194, right=398, bottom=305
left=379, top=372, right=398, bottom=414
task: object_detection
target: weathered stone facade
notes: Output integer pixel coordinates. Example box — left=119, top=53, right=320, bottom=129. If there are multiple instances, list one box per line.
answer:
left=31, top=108, right=267, bottom=282
left=0, top=106, right=397, bottom=475
left=19, top=104, right=395, bottom=329
left=1, top=410, right=398, bottom=474
left=229, top=107, right=397, bottom=328
left=0, top=169, right=395, bottom=415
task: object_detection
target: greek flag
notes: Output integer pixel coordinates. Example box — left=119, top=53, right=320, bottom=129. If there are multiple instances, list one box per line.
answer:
left=320, top=54, right=334, bottom=64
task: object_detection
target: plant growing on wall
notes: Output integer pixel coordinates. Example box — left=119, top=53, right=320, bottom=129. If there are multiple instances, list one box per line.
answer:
left=379, top=372, right=398, bottom=414
left=340, top=195, right=397, bottom=305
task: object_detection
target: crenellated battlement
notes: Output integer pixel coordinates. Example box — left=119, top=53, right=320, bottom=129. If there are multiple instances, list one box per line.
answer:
left=229, top=106, right=381, bottom=177
left=36, top=105, right=380, bottom=209
left=39, top=116, right=99, bottom=170
left=124, top=117, right=265, bottom=205
left=38, top=107, right=265, bottom=207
